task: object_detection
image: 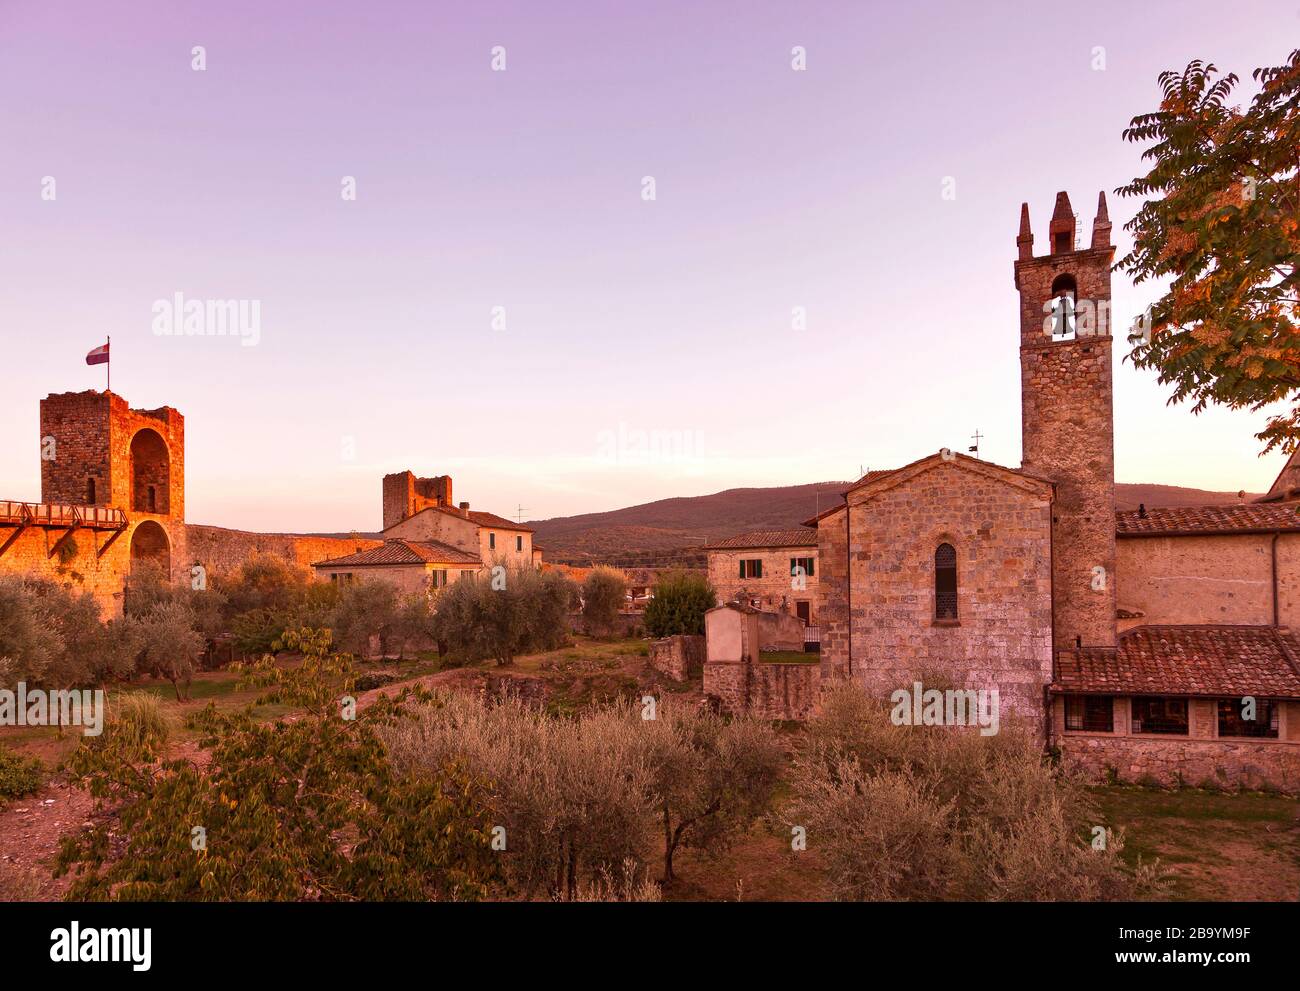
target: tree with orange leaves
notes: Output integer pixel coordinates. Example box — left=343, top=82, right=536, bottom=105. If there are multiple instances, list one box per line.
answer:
left=1119, top=50, right=1299, bottom=453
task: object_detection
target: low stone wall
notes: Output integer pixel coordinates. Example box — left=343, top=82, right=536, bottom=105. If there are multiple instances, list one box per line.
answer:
left=704, top=660, right=820, bottom=721
left=649, top=635, right=705, bottom=681
left=1060, top=735, right=1300, bottom=793
left=567, top=612, right=644, bottom=638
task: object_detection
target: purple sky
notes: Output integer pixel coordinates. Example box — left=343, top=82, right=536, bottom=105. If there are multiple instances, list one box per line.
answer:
left=1, top=1, right=1295, bottom=532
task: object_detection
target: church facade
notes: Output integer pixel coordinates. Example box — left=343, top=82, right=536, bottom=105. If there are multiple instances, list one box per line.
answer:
left=809, top=191, right=1300, bottom=791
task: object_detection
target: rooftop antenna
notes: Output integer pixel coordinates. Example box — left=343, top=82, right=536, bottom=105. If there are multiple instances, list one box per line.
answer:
left=968, top=430, right=983, bottom=457
left=516, top=503, right=529, bottom=524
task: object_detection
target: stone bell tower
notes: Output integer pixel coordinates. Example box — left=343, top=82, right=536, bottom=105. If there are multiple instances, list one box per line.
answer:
left=1015, top=191, right=1117, bottom=651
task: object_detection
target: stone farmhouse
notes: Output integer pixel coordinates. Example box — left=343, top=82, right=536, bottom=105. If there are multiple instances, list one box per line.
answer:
left=311, top=470, right=536, bottom=590
left=787, top=190, right=1300, bottom=790
left=705, top=529, right=821, bottom=625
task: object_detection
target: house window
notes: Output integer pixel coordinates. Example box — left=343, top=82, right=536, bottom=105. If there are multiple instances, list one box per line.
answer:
left=934, top=543, right=957, bottom=620
left=1131, top=697, right=1189, bottom=735
left=489, top=532, right=496, bottom=550
left=87, top=478, right=96, bottom=503
left=1217, top=698, right=1279, bottom=739
left=790, top=557, right=815, bottom=578
left=331, top=572, right=354, bottom=583
left=431, top=569, right=448, bottom=589
left=1065, top=695, right=1113, bottom=733
left=516, top=535, right=523, bottom=552
left=740, top=559, right=762, bottom=579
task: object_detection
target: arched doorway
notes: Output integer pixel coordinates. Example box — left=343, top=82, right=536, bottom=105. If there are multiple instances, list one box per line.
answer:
left=130, top=520, right=171, bottom=578
left=130, top=428, right=170, bottom=514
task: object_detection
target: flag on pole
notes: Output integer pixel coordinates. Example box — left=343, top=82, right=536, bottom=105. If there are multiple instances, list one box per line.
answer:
left=85, top=342, right=110, bottom=366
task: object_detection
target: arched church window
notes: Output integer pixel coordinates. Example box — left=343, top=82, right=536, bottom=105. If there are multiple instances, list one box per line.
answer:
left=1049, top=274, right=1077, bottom=340
left=935, top=543, right=957, bottom=620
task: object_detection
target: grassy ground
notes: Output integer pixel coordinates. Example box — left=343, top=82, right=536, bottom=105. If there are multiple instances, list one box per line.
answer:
left=1090, top=785, right=1300, bottom=901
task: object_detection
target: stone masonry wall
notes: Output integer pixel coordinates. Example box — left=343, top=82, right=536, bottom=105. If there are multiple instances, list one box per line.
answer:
left=1054, top=697, right=1300, bottom=793
left=845, top=461, right=1055, bottom=727
left=649, top=634, right=705, bottom=681
left=1117, top=532, right=1300, bottom=630
left=186, top=525, right=381, bottom=577
left=815, top=506, right=850, bottom=680
left=1017, top=243, right=1117, bottom=651
left=704, top=660, right=819, bottom=720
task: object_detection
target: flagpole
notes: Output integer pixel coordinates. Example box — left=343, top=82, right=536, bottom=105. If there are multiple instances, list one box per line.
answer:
left=106, top=336, right=110, bottom=395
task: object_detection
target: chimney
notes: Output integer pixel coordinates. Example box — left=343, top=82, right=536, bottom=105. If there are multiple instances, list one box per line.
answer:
left=1017, top=202, right=1034, bottom=260
left=1138, top=503, right=1146, bottom=519
left=458, top=501, right=470, bottom=517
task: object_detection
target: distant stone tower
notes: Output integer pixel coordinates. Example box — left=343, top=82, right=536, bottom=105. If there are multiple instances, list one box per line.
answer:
left=39, top=390, right=186, bottom=581
left=1015, top=191, right=1117, bottom=650
left=382, top=470, right=454, bottom=530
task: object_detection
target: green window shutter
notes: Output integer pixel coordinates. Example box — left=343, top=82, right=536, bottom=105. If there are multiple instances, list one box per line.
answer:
left=739, top=560, right=745, bottom=578
left=755, top=560, right=762, bottom=578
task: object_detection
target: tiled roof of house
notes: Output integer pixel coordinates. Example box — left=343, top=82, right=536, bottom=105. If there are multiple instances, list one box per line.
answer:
left=705, top=529, right=819, bottom=550
left=1054, top=625, right=1300, bottom=699
left=465, top=509, right=533, bottom=531
left=314, top=538, right=481, bottom=568
left=1115, top=503, right=1300, bottom=536
left=382, top=505, right=534, bottom=534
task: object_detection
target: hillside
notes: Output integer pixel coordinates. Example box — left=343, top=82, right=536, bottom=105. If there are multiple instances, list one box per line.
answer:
left=530, top=480, right=1262, bottom=566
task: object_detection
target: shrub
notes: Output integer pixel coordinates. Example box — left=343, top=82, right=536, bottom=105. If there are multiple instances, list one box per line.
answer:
left=89, top=692, right=171, bottom=763
left=57, top=628, right=500, bottom=901
left=385, top=691, right=655, bottom=899
left=643, top=570, right=715, bottom=638
left=125, top=601, right=205, bottom=701
left=581, top=567, right=626, bottom=636
left=329, top=580, right=400, bottom=658
left=230, top=607, right=297, bottom=655
left=216, top=552, right=310, bottom=616
left=0, top=577, right=136, bottom=694
left=384, top=691, right=785, bottom=895
left=0, top=745, right=42, bottom=800
left=787, top=683, right=1166, bottom=901
left=640, top=700, right=784, bottom=881
left=430, top=566, right=576, bottom=666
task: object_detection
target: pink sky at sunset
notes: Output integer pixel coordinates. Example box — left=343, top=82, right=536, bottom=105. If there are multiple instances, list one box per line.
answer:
left=1, top=0, right=1295, bottom=532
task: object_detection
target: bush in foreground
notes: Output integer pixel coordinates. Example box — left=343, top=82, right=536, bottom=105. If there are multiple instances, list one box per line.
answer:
left=0, top=745, right=43, bottom=800
left=57, top=629, right=499, bottom=901
left=786, top=683, right=1167, bottom=901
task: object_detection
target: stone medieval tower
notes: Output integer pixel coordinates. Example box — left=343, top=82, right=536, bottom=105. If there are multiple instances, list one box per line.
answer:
left=39, top=390, right=186, bottom=582
left=1015, top=191, right=1117, bottom=651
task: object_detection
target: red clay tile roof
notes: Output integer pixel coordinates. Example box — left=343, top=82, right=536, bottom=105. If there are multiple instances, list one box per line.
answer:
left=705, top=529, right=818, bottom=550
left=382, top=505, right=534, bottom=533
left=465, top=509, right=533, bottom=531
left=313, top=539, right=481, bottom=568
left=1054, top=625, right=1300, bottom=699
left=1115, top=503, right=1300, bottom=536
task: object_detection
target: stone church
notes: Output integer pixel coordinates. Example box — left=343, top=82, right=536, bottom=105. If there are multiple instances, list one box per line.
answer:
left=807, top=191, right=1300, bottom=790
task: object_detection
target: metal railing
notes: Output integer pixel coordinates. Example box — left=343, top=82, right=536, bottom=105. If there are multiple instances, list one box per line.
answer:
left=0, top=500, right=127, bottom=529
